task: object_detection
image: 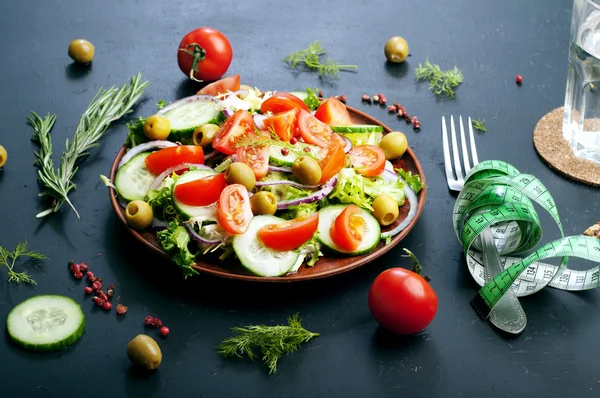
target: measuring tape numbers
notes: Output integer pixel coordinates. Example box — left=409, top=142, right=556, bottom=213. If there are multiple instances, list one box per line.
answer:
left=452, top=160, right=600, bottom=320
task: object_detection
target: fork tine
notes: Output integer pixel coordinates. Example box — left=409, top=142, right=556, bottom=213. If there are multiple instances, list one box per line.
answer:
left=450, top=115, right=464, bottom=181
left=468, top=117, right=479, bottom=166
left=459, top=116, right=471, bottom=173
left=441, top=116, right=454, bottom=183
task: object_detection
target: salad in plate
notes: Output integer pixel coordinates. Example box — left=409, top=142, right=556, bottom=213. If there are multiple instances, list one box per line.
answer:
left=110, top=75, right=424, bottom=278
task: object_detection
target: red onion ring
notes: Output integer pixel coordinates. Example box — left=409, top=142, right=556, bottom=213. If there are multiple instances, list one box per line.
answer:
left=118, top=141, right=178, bottom=169
left=255, top=180, right=319, bottom=190
left=184, top=222, right=222, bottom=245
left=253, top=114, right=268, bottom=130
left=380, top=174, right=419, bottom=239
left=269, top=165, right=292, bottom=173
left=276, top=177, right=338, bottom=210
left=222, top=108, right=234, bottom=118
left=342, top=135, right=352, bottom=153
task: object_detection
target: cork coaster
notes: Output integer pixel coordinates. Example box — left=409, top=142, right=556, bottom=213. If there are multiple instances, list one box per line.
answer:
left=533, top=106, right=600, bottom=186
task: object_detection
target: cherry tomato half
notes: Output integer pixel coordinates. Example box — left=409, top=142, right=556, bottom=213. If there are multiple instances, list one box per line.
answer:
left=330, top=205, right=365, bottom=251
left=314, top=97, right=352, bottom=126
left=198, top=74, right=240, bottom=96
left=258, top=213, right=319, bottom=251
left=173, top=173, right=228, bottom=206
left=368, top=268, right=438, bottom=335
left=348, top=145, right=386, bottom=176
left=296, top=109, right=333, bottom=148
left=212, top=110, right=256, bottom=155
left=218, top=184, right=253, bottom=235
left=263, top=109, right=298, bottom=142
left=144, top=146, right=205, bottom=175
left=260, top=92, right=310, bottom=114
left=177, top=27, right=233, bottom=82
left=236, top=145, right=270, bottom=181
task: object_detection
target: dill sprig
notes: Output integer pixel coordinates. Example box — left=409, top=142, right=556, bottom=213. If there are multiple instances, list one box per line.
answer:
left=217, top=314, right=319, bottom=374
left=0, top=240, right=47, bottom=285
left=472, top=118, right=487, bottom=132
left=415, top=58, right=463, bottom=98
left=284, top=41, right=358, bottom=78
left=28, top=73, right=150, bottom=219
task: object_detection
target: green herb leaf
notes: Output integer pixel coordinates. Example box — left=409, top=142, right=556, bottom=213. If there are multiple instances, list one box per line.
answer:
left=0, top=240, right=47, bottom=285
left=284, top=41, right=358, bottom=78
left=415, top=58, right=463, bottom=98
left=472, top=118, right=487, bottom=132
left=217, top=314, right=319, bottom=374
left=156, top=99, right=168, bottom=110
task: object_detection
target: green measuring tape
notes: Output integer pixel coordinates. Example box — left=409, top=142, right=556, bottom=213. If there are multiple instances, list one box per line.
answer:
left=452, top=160, right=600, bottom=320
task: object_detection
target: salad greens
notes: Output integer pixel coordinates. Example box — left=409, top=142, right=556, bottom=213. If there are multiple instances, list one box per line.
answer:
left=156, top=222, right=198, bottom=278
left=396, top=169, right=424, bottom=194
left=330, top=168, right=406, bottom=211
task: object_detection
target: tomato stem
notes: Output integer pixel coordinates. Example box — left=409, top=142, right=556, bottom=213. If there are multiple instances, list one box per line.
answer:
left=179, top=43, right=207, bottom=82
left=402, top=248, right=431, bottom=282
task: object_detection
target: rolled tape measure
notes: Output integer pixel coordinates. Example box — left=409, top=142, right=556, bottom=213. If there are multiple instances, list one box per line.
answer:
left=452, top=160, right=600, bottom=320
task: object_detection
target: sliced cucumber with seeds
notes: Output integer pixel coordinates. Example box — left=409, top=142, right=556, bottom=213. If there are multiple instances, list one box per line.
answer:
left=233, top=215, right=300, bottom=277
left=330, top=125, right=384, bottom=134
left=337, top=131, right=383, bottom=146
left=157, top=96, right=222, bottom=142
left=172, top=169, right=219, bottom=220
left=268, top=143, right=320, bottom=166
left=316, top=205, right=381, bottom=256
left=114, top=152, right=155, bottom=202
left=7, top=295, right=85, bottom=351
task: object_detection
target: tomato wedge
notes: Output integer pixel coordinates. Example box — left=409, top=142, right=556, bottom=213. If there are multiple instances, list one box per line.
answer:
left=218, top=184, right=253, bottom=235
left=236, top=145, right=269, bottom=180
left=212, top=110, right=257, bottom=155
left=318, top=135, right=347, bottom=184
left=173, top=173, right=228, bottom=206
left=314, top=97, right=352, bottom=126
left=348, top=145, right=386, bottom=176
left=144, top=146, right=205, bottom=175
left=330, top=205, right=365, bottom=251
left=197, top=74, right=240, bottom=96
left=260, top=92, right=310, bottom=114
left=297, top=109, right=333, bottom=148
left=258, top=213, right=319, bottom=251
left=262, top=109, right=298, bottom=142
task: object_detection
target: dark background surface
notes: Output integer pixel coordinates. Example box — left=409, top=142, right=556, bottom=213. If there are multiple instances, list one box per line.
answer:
left=1, top=0, right=599, bottom=397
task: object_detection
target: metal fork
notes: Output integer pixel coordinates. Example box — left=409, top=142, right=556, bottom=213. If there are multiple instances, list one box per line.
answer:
left=442, top=116, right=527, bottom=335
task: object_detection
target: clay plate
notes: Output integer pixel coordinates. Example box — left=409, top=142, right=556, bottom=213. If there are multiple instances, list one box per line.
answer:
left=109, top=106, right=427, bottom=282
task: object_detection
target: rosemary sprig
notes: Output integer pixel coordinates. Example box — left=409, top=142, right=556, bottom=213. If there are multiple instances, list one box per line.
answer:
left=415, top=58, right=463, bottom=98
left=284, top=41, right=358, bottom=78
left=472, top=118, right=487, bottom=132
left=217, top=314, right=319, bottom=374
left=28, top=73, right=151, bottom=219
left=0, top=240, right=47, bottom=285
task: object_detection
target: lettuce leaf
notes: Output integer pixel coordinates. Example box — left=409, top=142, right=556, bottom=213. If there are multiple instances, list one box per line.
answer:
left=328, top=168, right=406, bottom=209
left=144, top=175, right=177, bottom=222
left=396, top=168, right=424, bottom=194
left=125, top=116, right=148, bottom=148
left=303, top=88, right=321, bottom=111
left=156, top=221, right=198, bottom=278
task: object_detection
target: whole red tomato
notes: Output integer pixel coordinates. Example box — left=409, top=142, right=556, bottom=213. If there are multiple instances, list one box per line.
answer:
left=177, top=27, right=233, bottom=82
left=368, top=268, right=438, bottom=335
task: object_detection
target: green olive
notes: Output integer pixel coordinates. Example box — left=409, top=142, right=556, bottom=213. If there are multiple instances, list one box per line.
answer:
left=127, top=334, right=162, bottom=370
left=384, top=36, right=409, bottom=64
left=379, top=131, right=408, bottom=160
left=225, top=162, right=256, bottom=190
left=292, top=156, right=322, bottom=185
left=372, top=193, right=399, bottom=226
left=144, top=115, right=171, bottom=140
left=250, top=191, right=277, bottom=215
left=0, top=145, right=7, bottom=169
left=68, top=39, right=95, bottom=64
left=125, top=200, right=154, bottom=230
left=192, top=124, right=220, bottom=147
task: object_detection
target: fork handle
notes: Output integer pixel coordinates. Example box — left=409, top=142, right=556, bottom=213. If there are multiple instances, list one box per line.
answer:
left=480, top=227, right=527, bottom=334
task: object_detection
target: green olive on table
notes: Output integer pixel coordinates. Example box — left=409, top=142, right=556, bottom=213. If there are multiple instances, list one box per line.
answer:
left=0, top=145, right=7, bottom=169
left=125, top=200, right=154, bottom=230
left=372, top=193, right=399, bottom=226
left=68, top=39, right=95, bottom=64
left=225, top=162, right=256, bottom=190
left=379, top=131, right=408, bottom=160
left=127, top=334, right=162, bottom=370
left=250, top=191, right=278, bottom=215
left=193, top=123, right=220, bottom=147
left=143, top=115, right=171, bottom=140
left=384, top=36, right=409, bottom=64
left=292, top=156, right=322, bottom=186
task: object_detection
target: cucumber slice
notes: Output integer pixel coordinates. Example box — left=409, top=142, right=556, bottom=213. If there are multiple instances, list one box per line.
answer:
left=330, top=125, right=384, bottom=134
left=289, top=91, right=309, bottom=101
left=157, top=96, right=222, bottom=141
left=114, top=152, right=155, bottom=202
left=338, top=131, right=383, bottom=146
left=316, top=205, right=381, bottom=256
left=268, top=143, right=320, bottom=166
left=7, top=295, right=85, bottom=351
left=172, top=169, right=219, bottom=220
left=233, top=215, right=300, bottom=277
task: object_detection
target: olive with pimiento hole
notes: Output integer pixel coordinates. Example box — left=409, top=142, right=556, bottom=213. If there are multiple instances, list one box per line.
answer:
left=225, top=162, right=256, bottom=190
left=143, top=115, right=171, bottom=140
left=292, top=156, right=322, bottom=186
left=379, top=132, right=408, bottom=160
left=384, top=36, right=409, bottom=63
left=127, top=334, right=162, bottom=370
left=372, top=193, right=399, bottom=226
left=68, top=39, right=95, bottom=64
left=125, top=200, right=154, bottom=230
left=193, top=124, right=220, bottom=147
left=250, top=191, right=277, bottom=215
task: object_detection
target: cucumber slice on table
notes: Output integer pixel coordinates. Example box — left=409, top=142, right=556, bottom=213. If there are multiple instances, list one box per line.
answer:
left=268, top=143, right=320, bottom=166
left=7, top=295, right=85, bottom=351
left=233, top=215, right=300, bottom=277
left=114, top=152, right=155, bottom=202
left=330, top=125, right=384, bottom=134
left=172, top=169, right=219, bottom=220
left=157, top=96, right=222, bottom=143
left=316, top=205, right=381, bottom=256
